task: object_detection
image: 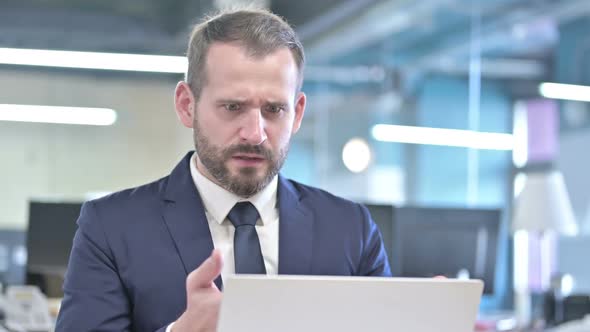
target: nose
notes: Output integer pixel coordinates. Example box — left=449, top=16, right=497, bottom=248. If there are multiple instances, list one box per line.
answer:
left=239, top=109, right=267, bottom=145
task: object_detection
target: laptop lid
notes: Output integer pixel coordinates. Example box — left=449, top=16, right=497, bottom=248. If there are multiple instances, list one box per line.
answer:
left=218, top=275, right=483, bottom=332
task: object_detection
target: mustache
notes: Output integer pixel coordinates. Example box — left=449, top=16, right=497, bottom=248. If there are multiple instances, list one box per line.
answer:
left=224, top=144, right=273, bottom=159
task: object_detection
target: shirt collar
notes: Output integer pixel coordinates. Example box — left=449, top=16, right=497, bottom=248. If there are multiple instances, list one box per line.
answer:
left=189, top=154, right=278, bottom=225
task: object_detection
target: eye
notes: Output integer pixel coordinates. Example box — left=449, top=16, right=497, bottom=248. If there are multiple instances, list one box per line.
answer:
left=265, top=104, right=285, bottom=114
left=224, top=103, right=241, bottom=112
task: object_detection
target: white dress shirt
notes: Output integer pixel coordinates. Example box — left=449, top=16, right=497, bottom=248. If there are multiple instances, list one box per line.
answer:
left=167, top=155, right=280, bottom=331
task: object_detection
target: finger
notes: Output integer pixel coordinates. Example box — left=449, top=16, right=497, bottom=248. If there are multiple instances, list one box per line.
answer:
left=187, top=249, right=223, bottom=292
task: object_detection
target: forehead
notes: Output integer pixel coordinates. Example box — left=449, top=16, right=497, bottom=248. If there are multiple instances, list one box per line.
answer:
left=202, top=42, right=299, bottom=93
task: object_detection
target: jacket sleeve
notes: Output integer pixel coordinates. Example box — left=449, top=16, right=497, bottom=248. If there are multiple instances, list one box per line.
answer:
left=357, top=204, right=392, bottom=277
left=55, top=201, right=133, bottom=331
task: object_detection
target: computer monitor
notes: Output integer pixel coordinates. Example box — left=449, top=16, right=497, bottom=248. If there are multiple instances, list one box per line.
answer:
left=0, top=230, right=27, bottom=286
left=365, top=204, right=501, bottom=294
left=26, top=201, right=82, bottom=297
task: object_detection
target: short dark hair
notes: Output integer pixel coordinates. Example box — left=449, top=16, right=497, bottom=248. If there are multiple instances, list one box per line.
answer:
left=186, top=8, right=305, bottom=100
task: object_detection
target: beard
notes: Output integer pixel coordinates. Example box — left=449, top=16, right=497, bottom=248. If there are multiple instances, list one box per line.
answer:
left=193, top=117, right=288, bottom=197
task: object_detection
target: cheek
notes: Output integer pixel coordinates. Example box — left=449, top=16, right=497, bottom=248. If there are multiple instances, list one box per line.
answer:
left=266, top=124, right=292, bottom=150
left=198, top=111, right=236, bottom=145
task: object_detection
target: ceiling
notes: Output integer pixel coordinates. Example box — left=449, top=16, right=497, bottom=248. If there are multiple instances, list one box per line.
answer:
left=0, top=0, right=347, bottom=54
left=2, top=0, right=590, bottom=87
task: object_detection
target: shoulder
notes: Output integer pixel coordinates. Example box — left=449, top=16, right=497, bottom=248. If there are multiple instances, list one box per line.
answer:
left=286, top=179, right=358, bottom=204
left=78, top=176, right=169, bottom=228
left=282, top=178, right=369, bottom=221
left=92, top=176, right=167, bottom=209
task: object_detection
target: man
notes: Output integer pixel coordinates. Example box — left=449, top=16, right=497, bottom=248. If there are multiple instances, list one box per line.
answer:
left=55, top=8, right=390, bottom=332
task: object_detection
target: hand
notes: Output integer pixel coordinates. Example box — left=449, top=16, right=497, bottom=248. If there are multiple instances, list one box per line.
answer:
left=172, top=250, right=223, bottom=332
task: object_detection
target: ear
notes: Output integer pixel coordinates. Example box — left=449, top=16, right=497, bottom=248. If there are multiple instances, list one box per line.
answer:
left=174, top=81, right=196, bottom=128
left=291, top=91, right=306, bottom=134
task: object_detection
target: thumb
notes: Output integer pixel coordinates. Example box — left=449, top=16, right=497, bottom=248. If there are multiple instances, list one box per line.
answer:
left=187, top=249, right=223, bottom=292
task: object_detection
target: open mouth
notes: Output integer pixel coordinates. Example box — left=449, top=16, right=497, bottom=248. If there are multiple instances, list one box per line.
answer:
left=231, top=154, right=266, bottom=166
left=233, top=153, right=265, bottom=160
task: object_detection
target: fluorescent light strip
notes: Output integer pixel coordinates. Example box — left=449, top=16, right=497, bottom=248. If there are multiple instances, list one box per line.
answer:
left=0, top=104, right=117, bottom=126
left=372, top=124, right=513, bottom=150
left=539, top=82, right=590, bottom=102
left=0, top=48, right=187, bottom=73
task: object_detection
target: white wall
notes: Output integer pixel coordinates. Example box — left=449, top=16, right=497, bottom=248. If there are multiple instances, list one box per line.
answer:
left=0, top=68, right=193, bottom=229
left=558, top=129, right=590, bottom=234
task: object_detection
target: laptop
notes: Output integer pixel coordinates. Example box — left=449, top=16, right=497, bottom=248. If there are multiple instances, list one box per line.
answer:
left=218, top=275, right=483, bottom=332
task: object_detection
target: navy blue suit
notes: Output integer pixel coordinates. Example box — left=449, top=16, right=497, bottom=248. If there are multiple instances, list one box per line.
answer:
left=55, top=152, right=391, bottom=331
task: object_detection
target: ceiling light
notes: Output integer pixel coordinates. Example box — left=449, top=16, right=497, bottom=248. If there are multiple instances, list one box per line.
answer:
left=0, top=104, right=117, bottom=126
left=372, top=124, right=513, bottom=151
left=539, top=82, right=590, bottom=102
left=0, top=48, right=187, bottom=73
left=342, top=138, right=372, bottom=173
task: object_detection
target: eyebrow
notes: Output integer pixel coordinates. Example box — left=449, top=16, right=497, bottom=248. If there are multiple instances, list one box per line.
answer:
left=215, top=98, right=247, bottom=104
left=215, top=98, right=289, bottom=106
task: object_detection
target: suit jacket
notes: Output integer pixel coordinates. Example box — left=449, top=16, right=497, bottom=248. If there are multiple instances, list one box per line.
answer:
left=55, top=152, right=391, bottom=332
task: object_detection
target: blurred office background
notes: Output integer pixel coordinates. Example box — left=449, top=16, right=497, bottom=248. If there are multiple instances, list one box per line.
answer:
left=1, top=0, right=590, bottom=327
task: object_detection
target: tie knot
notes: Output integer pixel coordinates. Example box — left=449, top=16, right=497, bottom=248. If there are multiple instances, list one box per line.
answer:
left=227, top=202, right=260, bottom=227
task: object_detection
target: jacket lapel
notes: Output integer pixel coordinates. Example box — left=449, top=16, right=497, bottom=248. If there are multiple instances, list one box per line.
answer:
left=277, top=176, right=314, bottom=275
left=161, top=152, right=222, bottom=289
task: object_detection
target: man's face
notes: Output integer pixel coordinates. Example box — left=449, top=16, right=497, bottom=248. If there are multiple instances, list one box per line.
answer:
left=192, top=42, right=305, bottom=197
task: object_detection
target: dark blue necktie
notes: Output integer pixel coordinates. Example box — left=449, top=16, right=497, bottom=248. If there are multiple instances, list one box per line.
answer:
left=227, top=202, right=266, bottom=274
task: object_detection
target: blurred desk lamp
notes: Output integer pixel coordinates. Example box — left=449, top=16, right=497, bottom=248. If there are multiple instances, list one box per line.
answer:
left=512, top=170, right=578, bottom=327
